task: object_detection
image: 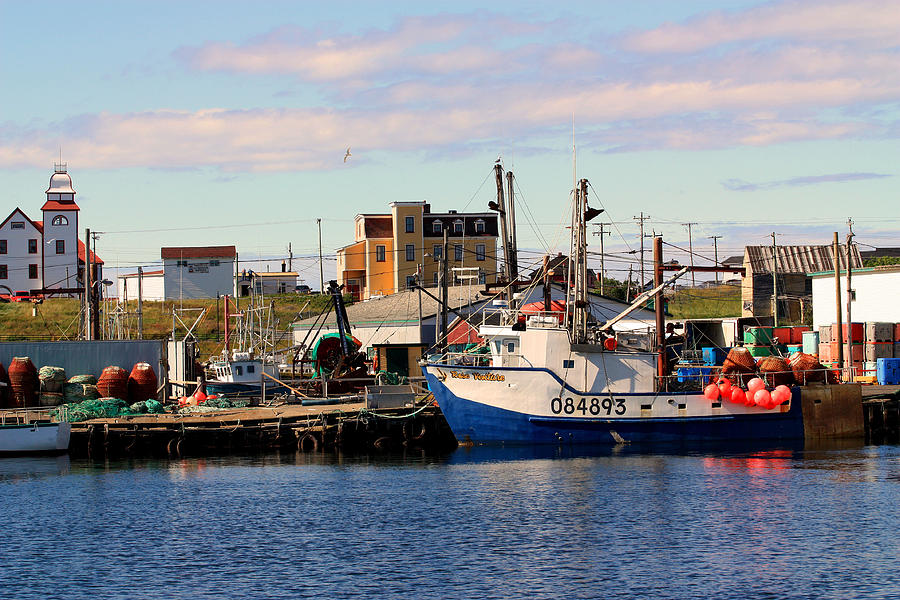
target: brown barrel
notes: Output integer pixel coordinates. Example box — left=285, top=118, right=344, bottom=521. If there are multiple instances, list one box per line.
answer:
left=721, top=347, right=758, bottom=386
left=758, top=356, right=794, bottom=387
left=8, top=357, right=39, bottom=408
left=128, top=362, right=158, bottom=403
left=97, top=366, right=128, bottom=400
left=789, top=352, right=826, bottom=384
left=0, top=362, right=10, bottom=408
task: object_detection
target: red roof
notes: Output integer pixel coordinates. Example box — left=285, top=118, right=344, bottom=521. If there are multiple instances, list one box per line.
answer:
left=41, top=200, right=80, bottom=211
left=161, top=246, right=236, bottom=259
left=78, top=239, right=104, bottom=265
left=35, top=221, right=43, bottom=233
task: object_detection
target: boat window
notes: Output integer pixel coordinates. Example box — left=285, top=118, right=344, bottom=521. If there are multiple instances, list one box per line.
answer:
left=507, top=342, right=515, bottom=353
left=235, top=366, right=243, bottom=376
left=247, top=365, right=255, bottom=373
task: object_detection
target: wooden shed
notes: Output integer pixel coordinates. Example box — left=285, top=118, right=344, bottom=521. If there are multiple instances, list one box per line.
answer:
left=741, top=245, right=862, bottom=321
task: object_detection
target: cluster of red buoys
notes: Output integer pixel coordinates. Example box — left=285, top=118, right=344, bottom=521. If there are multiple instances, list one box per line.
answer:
left=704, top=377, right=792, bottom=410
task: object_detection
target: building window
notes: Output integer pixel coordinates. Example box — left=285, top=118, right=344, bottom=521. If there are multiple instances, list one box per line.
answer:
left=478, top=269, right=485, bottom=284
left=376, top=245, right=386, bottom=262
left=10, top=222, right=24, bottom=230
left=51, top=215, right=68, bottom=226
left=405, top=244, right=415, bottom=261
left=453, top=220, right=463, bottom=233
left=405, top=216, right=415, bottom=233
left=28, top=264, right=38, bottom=279
left=55, top=240, right=65, bottom=254
left=0, top=240, right=6, bottom=254
left=433, top=244, right=442, bottom=261
left=406, top=275, right=416, bottom=289
left=0, top=265, right=6, bottom=279
left=454, top=244, right=463, bottom=261
left=433, top=272, right=439, bottom=285
left=476, top=244, right=486, bottom=261
left=432, top=220, right=442, bottom=234
left=475, top=219, right=485, bottom=233
left=28, top=239, right=37, bottom=254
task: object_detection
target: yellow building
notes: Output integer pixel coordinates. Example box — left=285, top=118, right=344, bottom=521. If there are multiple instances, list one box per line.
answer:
left=336, top=201, right=499, bottom=300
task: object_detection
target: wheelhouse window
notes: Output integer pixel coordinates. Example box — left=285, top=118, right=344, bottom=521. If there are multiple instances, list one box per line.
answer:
left=405, top=244, right=415, bottom=261
left=56, top=240, right=65, bottom=254
left=475, top=219, right=485, bottom=233
left=476, top=244, right=486, bottom=261
left=28, top=264, right=38, bottom=279
left=453, top=220, right=463, bottom=233
left=247, top=365, right=255, bottom=374
left=405, top=216, right=415, bottom=233
left=375, top=245, right=386, bottom=262
left=432, top=220, right=442, bottom=234
left=234, top=366, right=243, bottom=376
left=51, top=215, right=68, bottom=226
left=28, top=239, right=37, bottom=254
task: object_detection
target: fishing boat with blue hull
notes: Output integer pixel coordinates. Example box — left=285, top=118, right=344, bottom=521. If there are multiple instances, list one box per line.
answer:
left=421, top=173, right=810, bottom=446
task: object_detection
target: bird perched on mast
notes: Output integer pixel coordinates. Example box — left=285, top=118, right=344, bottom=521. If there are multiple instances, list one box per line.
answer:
left=343, top=147, right=352, bottom=163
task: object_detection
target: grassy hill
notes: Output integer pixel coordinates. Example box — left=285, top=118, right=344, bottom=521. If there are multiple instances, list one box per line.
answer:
left=667, top=284, right=742, bottom=319
left=0, top=294, right=336, bottom=361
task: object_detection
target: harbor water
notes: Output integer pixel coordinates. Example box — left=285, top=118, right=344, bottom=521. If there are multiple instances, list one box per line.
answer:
left=2, top=443, right=900, bottom=599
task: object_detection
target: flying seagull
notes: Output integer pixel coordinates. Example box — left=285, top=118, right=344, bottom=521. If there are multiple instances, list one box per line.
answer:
left=344, top=147, right=352, bottom=163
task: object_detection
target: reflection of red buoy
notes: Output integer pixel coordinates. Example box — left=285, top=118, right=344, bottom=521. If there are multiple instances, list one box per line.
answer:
left=603, top=338, right=617, bottom=351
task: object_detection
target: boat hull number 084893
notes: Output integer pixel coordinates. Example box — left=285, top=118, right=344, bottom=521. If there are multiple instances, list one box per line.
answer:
left=550, top=397, right=626, bottom=416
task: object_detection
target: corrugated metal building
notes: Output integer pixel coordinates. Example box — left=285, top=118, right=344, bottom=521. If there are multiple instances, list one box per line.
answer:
left=741, top=245, right=862, bottom=320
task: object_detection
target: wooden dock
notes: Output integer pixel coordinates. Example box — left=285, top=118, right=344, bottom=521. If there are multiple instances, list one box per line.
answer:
left=861, top=385, right=900, bottom=444
left=67, top=401, right=458, bottom=458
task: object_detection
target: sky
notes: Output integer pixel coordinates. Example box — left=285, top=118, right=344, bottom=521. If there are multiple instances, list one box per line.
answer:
left=1, top=0, right=898, bottom=290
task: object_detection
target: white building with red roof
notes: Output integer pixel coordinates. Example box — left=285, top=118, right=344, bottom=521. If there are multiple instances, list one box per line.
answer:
left=0, top=164, right=102, bottom=296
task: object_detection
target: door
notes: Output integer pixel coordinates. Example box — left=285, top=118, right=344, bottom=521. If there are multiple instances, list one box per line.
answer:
left=385, top=347, right=409, bottom=376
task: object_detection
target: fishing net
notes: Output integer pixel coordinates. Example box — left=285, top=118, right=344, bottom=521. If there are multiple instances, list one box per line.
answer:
left=38, top=366, right=67, bottom=393
left=68, top=374, right=98, bottom=385
left=64, top=382, right=102, bottom=403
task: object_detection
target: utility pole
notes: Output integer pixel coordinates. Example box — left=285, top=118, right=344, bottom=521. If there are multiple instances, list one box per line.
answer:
left=288, top=242, right=293, bottom=273
left=593, top=223, right=610, bottom=295
left=137, top=266, right=144, bottom=339
left=317, top=218, right=324, bottom=293
left=846, top=218, right=855, bottom=378
left=833, top=232, right=843, bottom=370
left=771, top=232, right=778, bottom=327
left=633, top=212, right=649, bottom=291
left=84, top=228, right=92, bottom=340
left=708, top=235, right=722, bottom=284
left=682, top=222, right=698, bottom=288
